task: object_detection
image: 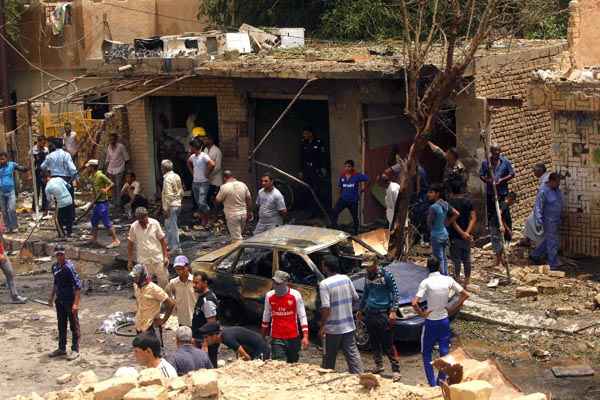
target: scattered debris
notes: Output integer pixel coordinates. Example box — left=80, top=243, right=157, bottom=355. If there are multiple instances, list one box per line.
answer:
left=98, top=312, right=135, bottom=335
left=516, top=286, right=539, bottom=298
left=359, top=373, right=380, bottom=389
left=56, top=374, right=72, bottom=385
left=531, top=349, right=551, bottom=361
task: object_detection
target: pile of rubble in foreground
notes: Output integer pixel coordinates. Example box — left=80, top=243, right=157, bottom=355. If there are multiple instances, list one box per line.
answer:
left=13, top=361, right=437, bottom=400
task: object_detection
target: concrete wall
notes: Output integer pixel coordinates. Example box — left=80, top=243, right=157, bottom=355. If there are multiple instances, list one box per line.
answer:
left=569, top=0, right=600, bottom=68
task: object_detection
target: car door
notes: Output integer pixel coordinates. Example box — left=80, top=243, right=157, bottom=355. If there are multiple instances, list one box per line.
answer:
left=231, top=246, right=276, bottom=319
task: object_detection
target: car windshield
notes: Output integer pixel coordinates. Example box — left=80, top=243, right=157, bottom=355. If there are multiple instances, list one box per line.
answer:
left=308, top=240, right=364, bottom=275
left=279, top=251, right=318, bottom=286
left=234, top=247, right=274, bottom=279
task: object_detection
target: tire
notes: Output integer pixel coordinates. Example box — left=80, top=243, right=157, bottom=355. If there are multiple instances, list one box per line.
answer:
left=355, top=317, right=371, bottom=351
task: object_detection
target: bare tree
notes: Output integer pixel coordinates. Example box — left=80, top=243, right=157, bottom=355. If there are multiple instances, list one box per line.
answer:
left=388, top=0, right=564, bottom=258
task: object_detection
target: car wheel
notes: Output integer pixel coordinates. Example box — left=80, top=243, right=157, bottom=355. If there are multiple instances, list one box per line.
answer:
left=355, top=317, right=370, bottom=351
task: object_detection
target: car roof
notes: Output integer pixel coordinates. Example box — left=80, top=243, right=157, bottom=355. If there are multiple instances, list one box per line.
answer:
left=242, top=225, right=351, bottom=254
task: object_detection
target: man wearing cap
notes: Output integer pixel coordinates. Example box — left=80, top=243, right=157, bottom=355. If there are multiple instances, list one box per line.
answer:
left=85, top=159, right=120, bottom=248
left=131, top=263, right=175, bottom=338
left=166, top=326, right=213, bottom=375
left=215, top=170, right=252, bottom=242
left=128, top=207, right=170, bottom=289
left=199, top=322, right=269, bottom=361
left=187, top=138, right=215, bottom=226
left=261, top=270, right=309, bottom=363
left=161, top=159, right=183, bottom=253
left=166, top=256, right=196, bottom=328
left=412, top=256, right=470, bottom=387
left=48, top=245, right=82, bottom=360
left=191, top=271, right=220, bottom=367
left=357, top=254, right=401, bottom=377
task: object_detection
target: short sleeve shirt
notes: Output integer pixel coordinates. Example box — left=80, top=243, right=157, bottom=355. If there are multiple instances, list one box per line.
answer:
left=448, top=196, right=473, bottom=240
left=134, top=282, right=169, bottom=331
left=338, top=173, right=369, bottom=203
left=480, top=156, right=515, bottom=197
left=106, top=143, right=130, bottom=175
left=429, top=200, right=450, bottom=241
left=319, top=274, right=358, bottom=335
left=122, top=181, right=141, bottom=197
left=216, top=180, right=251, bottom=216
left=256, top=188, right=286, bottom=225
left=93, top=170, right=113, bottom=202
left=128, top=218, right=166, bottom=264
left=45, top=177, right=73, bottom=209
left=188, top=152, right=212, bottom=183
left=165, top=276, right=197, bottom=327
left=416, top=272, right=464, bottom=321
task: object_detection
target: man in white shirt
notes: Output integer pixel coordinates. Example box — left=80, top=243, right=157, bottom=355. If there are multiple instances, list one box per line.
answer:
left=202, top=135, right=223, bottom=212
left=105, top=134, right=130, bottom=209
left=132, top=333, right=178, bottom=378
left=187, top=139, right=215, bottom=226
left=254, top=173, right=287, bottom=235
left=161, top=160, right=183, bottom=253
left=412, top=256, right=470, bottom=387
left=127, top=207, right=170, bottom=289
left=215, top=171, right=252, bottom=242
left=166, top=256, right=196, bottom=328
left=63, top=122, right=78, bottom=161
left=381, top=173, right=400, bottom=229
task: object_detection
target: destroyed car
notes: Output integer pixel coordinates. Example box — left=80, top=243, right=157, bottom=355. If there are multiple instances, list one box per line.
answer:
left=191, top=225, right=437, bottom=345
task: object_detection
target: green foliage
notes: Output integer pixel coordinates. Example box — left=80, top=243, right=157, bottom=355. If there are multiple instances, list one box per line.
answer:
left=4, top=0, right=28, bottom=43
left=523, top=13, right=568, bottom=39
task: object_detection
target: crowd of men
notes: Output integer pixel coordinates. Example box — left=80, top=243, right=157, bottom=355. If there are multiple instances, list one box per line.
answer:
left=0, top=122, right=566, bottom=387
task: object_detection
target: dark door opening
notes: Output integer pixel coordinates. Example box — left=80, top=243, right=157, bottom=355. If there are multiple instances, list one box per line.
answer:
left=253, top=98, right=331, bottom=214
left=151, top=96, right=219, bottom=192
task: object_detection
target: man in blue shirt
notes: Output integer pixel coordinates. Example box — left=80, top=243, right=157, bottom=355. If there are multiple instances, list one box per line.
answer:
left=357, top=254, right=400, bottom=378
left=530, top=173, right=564, bottom=269
left=479, top=143, right=515, bottom=222
left=331, top=160, right=369, bottom=235
left=427, top=183, right=459, bottom=276
left=48, top=245, right=82, bottom=361
left=44, top=172, right=74, bottom=238
left=0, top=152, right=29, bottom=232
left=41, top=141, right=78, bottom=216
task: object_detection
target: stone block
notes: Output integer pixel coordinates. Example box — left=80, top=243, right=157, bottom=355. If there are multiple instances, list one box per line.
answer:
left=57, top=373, right=73, bottom=384
left=138, top=368, right=164, bottom=387
left=77, top=370, right=99, bottom=392
left=516, top=286, right=539, bottom=298
left=166, top=377, right=187, bottom=391
left=547, top=270, right=566, bottom=278
left=124, top=386, right=168, bottom=400
left=93, top=376, right=137, bottom=400
left=449, top=380, right=493, bottom=400
left=188, top=370, right=218, bottom=398
left=522, top=273, right=544, bottom=285
left=537, top=281, right=560, bottom=294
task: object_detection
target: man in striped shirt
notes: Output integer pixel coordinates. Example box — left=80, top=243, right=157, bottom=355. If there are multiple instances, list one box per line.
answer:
left=261, top=270, right=309, bottom=363
left=319, top=255, right=364, bottom=374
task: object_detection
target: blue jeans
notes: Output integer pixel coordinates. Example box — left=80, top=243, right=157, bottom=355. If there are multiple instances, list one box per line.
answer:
left=0, top=190, right=17, bottom=230
left=165, top=206, right=180, bottom=251
left=431, top=237, right=448, bottom=275
left=192, top=182, right=210, bottom=214
left=421, top=318, right=451, bottom=386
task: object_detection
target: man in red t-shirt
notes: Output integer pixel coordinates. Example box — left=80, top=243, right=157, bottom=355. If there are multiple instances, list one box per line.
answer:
left=261, top=270, right=309, bottom=363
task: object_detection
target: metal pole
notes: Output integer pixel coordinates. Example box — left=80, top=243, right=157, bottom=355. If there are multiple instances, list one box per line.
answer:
left=0, top=0, right=10, bottom=152
left=26, top=101, right=39, bottom=220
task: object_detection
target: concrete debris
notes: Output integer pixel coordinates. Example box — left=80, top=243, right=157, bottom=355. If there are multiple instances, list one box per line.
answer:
left=547, top=270, right=566, bottom=278
left=516, top=286, right=539, bottom=298
left=93, top=376, right=137, bottom=400
left=449, top=380, right=494, bottom=400
left=358, top=373, right=380, bottom=389
left=536, top=281, right=560, bottom=295
left=56, top=374, right=73, bottom=385
left=187, top=369, right=218, bottom=398
left=123, top=385, right=168, bottom=400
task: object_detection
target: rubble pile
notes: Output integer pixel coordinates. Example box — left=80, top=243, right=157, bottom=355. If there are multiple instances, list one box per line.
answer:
left=12, top=361, right=437, bottom=400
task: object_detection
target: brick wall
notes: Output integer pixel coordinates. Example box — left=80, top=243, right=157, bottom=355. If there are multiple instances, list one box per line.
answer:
left=122, top=78, right=249, bottom=198
left=472, top=47, right=563, bottom=225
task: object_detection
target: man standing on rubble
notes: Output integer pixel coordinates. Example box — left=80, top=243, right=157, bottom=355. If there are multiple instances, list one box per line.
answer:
left=32, top=135, right=49, bottom=213
left=48, top=245, right=82, bottom=361
left=0, top=152, right=29, bottom=233
left=202, top=134, right=223, bottom=214
left=380, top=172, right=400, bottom=229
left=479, top=143, right=515, bottom=224
left=529, top=173, right=564, bottom=270
left=300, top=127, right=327, bottom=216
left=215, top=170, right=252, bottom=242
left=191, top=271, right=220, bottom=368
left=41, top=140, right=78, bottom=215
left=262, top=270, right=309, bottom=363
left=319, top=255, right=363, bottom=374
left=254, top=173, right=287, bottom=235
left=331, top=160, right=368, bottom=235
left=166, top=256, right=196, bottom=329
left=44, top=171, right=74, bottom=238
left=63, top=122, right=79, bottom=164
left=357, top=254, right=401, bottom=378
left=412, top=256, right=470, bottom=387
left=105, top=134, right=130, bottom=210
left=85, top=160, right=120, bottom=249
left=187, top=139, right=215, bottom=226
left=521, top=163, right=550, bottom=247
left=161, top=159, right=183, bottom=254
left=131, top=263, right=175, bottom=338
left=0, top=214, right=27, bottom=304
left=128, top=207, right=170, bottom=289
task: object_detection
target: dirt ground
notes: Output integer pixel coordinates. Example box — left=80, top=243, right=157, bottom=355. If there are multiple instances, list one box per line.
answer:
left=1, top=249, right=599, bottom=399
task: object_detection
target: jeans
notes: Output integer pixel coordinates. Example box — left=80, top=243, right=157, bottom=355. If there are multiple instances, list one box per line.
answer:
left=322, top=331, right=364, bottom=374
left=35, top=171, right=48, bottom=212
left=365, top=311, right=400, bottom=372
left=0, top=257, right=21, bottom=300
left=431, top=237, right=449, bottom=275
left=421, top=318, right=451, bottom=387
left=109, top=172, right=125, bottom=208
left=56, top=301, right=80, bottom=352
left=449, top=238, right=472, bottom=280
left=271, top=337, right=301, bottom=363
left=332, top=198, right=359, bottom=234
left=55, top=204, right=75, bottom=237
left=192, top=182, right=210, bottom=214
left=165, top=207, right=181, bottom=251
left=0, top=190, right=17, bottom=231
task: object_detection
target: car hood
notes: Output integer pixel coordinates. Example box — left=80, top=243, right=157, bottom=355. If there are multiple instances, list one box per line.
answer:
left=351, top=261, right=429, bottom=305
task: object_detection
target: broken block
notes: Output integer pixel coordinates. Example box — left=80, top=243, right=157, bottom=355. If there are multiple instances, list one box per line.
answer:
left=124, top=385, right=168, bottom=400
left=547, top=270, right=566, bottom=278
left=514, top=394, right=547, bottom=400
left=93, top=376, right=137, bottom=400
left=537, top=281, right=560, bottom=294
left=138, top=368, right=164, bottom=387
left=188, top=370, right=218, bottom=398
left=449, top=380, right=493, bottom=400
left=167, top=377, right=187, bottom=391
left=78, top=370, right=98, bottom=385
left=516, top=286, right=538, bottom=298
left=522, top=273, right=544, bottom=285
left=57, top=373, right=73, bottom=384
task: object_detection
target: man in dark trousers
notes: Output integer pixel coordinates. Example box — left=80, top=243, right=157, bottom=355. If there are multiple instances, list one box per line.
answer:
left=191, top=271, right=219, bottom=367
left=357, top=254, right=401, bottom=378
left=300, top=127, right=327, bottom=215
left=447, top=178, right=477, bottom=288
left=331, top=160, right=369, bottom=235
left=48, top=245, right=81, bottom=361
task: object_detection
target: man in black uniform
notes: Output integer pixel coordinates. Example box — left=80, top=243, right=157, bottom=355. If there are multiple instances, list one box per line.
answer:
left=300, top=127, right=327, bottom=216
left=191, top=271, right=220, bottom=367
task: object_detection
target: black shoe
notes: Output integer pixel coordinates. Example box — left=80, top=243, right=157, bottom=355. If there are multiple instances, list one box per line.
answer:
left=48, top=349, right=67, bottom=358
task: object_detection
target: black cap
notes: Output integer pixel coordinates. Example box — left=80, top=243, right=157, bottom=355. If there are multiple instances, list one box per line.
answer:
left=54, top=245, right=66, bottom=255
left=197, top=322, right=221, bottom=336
